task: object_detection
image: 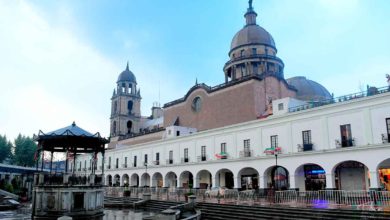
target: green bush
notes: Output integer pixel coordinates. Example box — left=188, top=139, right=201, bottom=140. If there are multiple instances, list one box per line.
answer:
left=4, top=183, right=14, bottom=193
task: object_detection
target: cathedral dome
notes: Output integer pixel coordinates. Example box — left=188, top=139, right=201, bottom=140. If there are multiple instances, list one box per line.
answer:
left=287, top=76, right=332, bottom=102
left=230, top=25, right=276, bottom=51
left=117, top=62, right=137, bottom=83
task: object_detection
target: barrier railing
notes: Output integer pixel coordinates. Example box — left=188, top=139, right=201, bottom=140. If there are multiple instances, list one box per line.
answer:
left=104, top=187, right=390, bottom=210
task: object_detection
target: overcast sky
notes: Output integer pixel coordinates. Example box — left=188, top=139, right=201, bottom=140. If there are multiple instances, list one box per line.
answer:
left=0, top=0, right=389, bottom=141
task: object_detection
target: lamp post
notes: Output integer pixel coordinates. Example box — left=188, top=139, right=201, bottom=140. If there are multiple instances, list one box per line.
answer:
left=144, top=162, right=148, bottom=187
left=274, top=151, right=278, bottom=190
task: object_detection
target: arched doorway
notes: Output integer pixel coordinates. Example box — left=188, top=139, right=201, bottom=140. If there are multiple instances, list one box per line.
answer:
left=215, top=169, right=234, bottom=188
left=238, top=167, right=259, bottom=190
left=106, top=175, right=112, bottom=186
left=179, top=171, right=193, bottom=188
left=141, top=173, right=150, bottom=187
left=265, top=166, right=289, bottom=190
left=114, top=174, right=120, bottom=187
left=127, top=121, right=133, bottom=134
left=165, top=172, right=177, bottom=188
left=152, top=172, right=163, bottom=187
left=195, top=170, right=212, bottom=189
left=333, top=161, right=369, bottom=190
left=130, top=174, right=139, bottom=187
left=378, top=158, right=390, bottom=190
left=295, top=163, right=326, bottom=191
left=122, top=174, right=129, bottom=187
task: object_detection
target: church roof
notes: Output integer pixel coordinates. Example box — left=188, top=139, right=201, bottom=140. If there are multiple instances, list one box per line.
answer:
left=117, top=62, right=137, bottom=83
left=287, top=76, right=332, bottom=102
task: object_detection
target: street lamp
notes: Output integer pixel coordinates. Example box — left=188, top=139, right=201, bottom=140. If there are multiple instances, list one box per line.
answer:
left=144, top=162, right=148, bottom=187
left=274, top=151, right=279, bottom=190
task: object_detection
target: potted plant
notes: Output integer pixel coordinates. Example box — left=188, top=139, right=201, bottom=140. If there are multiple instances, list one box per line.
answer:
left=185, top=189, right=194, bottom=202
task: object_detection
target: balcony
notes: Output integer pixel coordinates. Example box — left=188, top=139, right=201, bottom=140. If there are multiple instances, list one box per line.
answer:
left=197, top=155, right=207, bottom=162
left=298, top=143, right=313, bottom=152
left=166, top=159, right=174, bottom=164
left=239, top=150, right=252, bottom=158
left=335, top=138, right=355, bottom=148
left=181, top=158, right=189, bottom=163
left=153, top=160, right=160, bottom=165
left=216, top=152, right=228, bottom=160
left=382, top=134, right=389, bottom=143
left=122, top=164, right=127, bottom=168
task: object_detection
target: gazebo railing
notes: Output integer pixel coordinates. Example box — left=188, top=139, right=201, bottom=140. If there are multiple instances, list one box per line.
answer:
left=34, top=173, right=104, bottom=186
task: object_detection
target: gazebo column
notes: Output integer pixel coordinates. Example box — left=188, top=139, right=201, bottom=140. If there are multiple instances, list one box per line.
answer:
left=49, top=151, right=53, bottom=173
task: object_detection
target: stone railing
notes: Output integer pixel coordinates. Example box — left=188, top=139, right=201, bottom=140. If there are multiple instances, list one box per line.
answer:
left=34, top=173, right=104, bottom=186
left=105, top=187, right=390, bottom=211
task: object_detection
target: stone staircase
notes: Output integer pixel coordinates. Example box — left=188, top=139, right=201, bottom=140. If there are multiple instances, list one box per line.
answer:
left=142, top=200, right=183, bottom=212
left=196, top=202, right=390, bottom=220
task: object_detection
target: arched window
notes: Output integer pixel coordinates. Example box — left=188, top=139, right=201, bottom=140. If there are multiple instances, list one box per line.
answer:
left=127, top=121, right=132, bottom=134
left=113, top=121, right=117, bottom=135
left=128, top=100, right=133, bottom=113
left=122, top=83, right=126, bottom=93
left=129, top=83, right=133, bottom=94
left=113, top=101, right=117, bottom=113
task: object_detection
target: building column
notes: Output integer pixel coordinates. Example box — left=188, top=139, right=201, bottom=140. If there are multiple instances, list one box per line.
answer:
left=213, top=176, right=219, bottom=187
left=289, top=174, right=297, bottom=190
left=194, top=177, right=200, bottom=188
left=234, top=176, right=240, bottom=189
left=369, top=171, right=380, bottom=190
left=325, top=173, right=335, bottom=189
left=259, top=175, right=266, bottom=189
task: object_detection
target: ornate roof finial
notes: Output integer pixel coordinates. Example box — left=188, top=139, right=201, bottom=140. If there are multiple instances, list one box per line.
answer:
left=126, top=61, right=129, bottom=71
left=72, top=121, right=76, bottom=127
left=245, top=0, right=257, bottom=25
left=195, top=78, right=198, bottom=85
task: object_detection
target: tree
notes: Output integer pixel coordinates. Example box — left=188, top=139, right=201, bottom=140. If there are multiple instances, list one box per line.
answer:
left=13, top=134, right=37, bottom=167
left=0, top=135, right=12, bottom=163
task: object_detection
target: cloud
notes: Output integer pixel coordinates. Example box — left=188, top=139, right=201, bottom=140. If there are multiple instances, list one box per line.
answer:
left=0, top=1, right=117, bottom=139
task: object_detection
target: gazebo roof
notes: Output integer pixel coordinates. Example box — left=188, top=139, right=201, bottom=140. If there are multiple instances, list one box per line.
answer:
left=34, top=122, right=109, bottom=153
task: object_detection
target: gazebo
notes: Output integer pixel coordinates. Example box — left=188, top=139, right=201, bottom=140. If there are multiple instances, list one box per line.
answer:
left=32, top=122, right=108, bottom=220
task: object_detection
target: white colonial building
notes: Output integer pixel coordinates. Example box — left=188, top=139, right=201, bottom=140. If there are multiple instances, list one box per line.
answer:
left=74, top=2, right=390, bottom=193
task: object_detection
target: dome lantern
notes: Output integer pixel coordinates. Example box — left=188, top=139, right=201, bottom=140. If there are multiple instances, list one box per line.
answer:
left=117, top=61, right=137, bottom=84
left=245, top=0, right=257, bottom=26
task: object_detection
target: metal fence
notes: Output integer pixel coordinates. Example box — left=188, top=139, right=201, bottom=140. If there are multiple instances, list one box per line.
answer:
left=104, top=187, right=390, bottom=211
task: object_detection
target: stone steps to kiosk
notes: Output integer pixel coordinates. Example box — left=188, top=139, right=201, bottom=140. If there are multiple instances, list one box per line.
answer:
left=104, top=196, right=141, bottom=207
left=142, top=200, right=183, bottom=212
left=196, top=202, right=390, bottom=220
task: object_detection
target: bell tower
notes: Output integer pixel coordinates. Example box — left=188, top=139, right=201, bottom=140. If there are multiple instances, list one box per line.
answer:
left=110, top=62, right=142, bottom=137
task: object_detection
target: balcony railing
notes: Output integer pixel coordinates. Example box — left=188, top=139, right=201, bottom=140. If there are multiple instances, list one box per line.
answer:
left=239, top=150, right=252, bottom=158
left=197, top=155, right=207, bottom=162
left=153, top=160, right=160, bottom=165
left=335, top=138, right=355, bottom=148
left=181, top=158, right=189, bottom=163
left=298, top=143, right=313, bottom=152
left=35, top=173, right=104, bottom=186
left=382, top=134, right=389, bottom=143
left=289, top=86, right=390, bottom=113
left=166, top=159, right=173, bottom=165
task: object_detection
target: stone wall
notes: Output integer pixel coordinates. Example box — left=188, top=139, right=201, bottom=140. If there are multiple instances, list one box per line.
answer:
left=164, top=77, right=296, bottom=131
